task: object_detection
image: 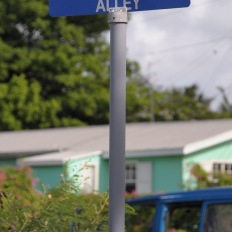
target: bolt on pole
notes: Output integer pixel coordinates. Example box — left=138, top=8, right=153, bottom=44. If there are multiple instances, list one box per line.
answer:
left=108, top=7, right=128, bottom=232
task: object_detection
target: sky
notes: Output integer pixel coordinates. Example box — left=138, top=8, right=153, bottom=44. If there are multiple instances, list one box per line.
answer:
left=113, top=0, right=232, bottom=110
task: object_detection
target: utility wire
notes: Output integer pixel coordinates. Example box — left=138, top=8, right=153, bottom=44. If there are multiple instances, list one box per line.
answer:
left=142, top=26, right=232, bottom=87
left=140, top=35, right=232, bottom=55
left=158, top=37, right=231, bottom=86
left=202, top=43, right=232, bottom=93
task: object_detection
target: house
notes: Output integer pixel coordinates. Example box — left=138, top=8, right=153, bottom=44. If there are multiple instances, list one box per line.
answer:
left=1, top=119, right=232, bottom=194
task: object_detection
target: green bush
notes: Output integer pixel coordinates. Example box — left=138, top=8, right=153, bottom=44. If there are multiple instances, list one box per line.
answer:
left=0, top=165, right=110, bottom=231
left=0, top=165, right=136, bottom=231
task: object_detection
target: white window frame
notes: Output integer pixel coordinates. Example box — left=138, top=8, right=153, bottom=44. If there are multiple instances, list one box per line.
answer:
left=213, top=162, right=232, bottom=176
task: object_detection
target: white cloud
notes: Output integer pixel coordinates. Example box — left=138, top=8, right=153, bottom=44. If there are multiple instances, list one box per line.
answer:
left=123, top=0, right=232, bottom=109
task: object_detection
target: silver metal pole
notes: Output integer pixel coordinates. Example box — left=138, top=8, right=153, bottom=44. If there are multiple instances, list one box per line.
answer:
left=108, top=7, right=128, bottom=232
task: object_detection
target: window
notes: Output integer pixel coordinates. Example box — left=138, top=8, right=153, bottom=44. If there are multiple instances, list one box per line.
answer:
left=213, top=163, right=232, bottom=176
left=126, top=163, right=136, bottom=194
left=204, top=203, right=232, bottom=232
left=165, top=202, right=202, bottom=232
left=125, top=162, right=152, bottom=194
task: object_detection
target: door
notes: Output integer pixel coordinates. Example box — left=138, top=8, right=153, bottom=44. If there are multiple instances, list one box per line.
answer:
left=137, top=162, right=152, bottom=194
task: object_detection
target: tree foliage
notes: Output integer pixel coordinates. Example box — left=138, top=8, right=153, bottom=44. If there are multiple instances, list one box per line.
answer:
left=0, top=0, right=228, bottom=131
left=126, top=61, right=151, bottom=122
left=0, top=0, right=151, bottom=130
left=154, top=84, right=218, bottom=121
left=0, top=0, right=111, bottom=130
left=217, top=87, right=232, bottom=118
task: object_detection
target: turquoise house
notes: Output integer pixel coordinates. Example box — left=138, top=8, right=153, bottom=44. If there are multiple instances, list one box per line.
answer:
left=1, top=119, right=232, bottom=194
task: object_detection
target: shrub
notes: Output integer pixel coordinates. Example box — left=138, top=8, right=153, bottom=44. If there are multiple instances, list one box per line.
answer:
left=0, top=165, right=109, bottom=231
left=0, top=165, right=135, bottom=231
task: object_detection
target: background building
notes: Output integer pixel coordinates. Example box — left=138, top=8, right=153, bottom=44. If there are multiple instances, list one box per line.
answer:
left=1, top=119, right=232, bottom=194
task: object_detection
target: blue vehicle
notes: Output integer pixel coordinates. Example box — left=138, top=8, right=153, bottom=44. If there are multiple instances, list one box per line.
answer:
left=127, top=187, right=232, bottom=232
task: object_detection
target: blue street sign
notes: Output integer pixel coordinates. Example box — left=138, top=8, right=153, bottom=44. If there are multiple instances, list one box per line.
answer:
left=49, top=0, right=190, bottom=17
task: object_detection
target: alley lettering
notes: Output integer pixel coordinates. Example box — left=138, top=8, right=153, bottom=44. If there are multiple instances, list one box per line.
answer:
left=96, top=0, right=140, bottom=12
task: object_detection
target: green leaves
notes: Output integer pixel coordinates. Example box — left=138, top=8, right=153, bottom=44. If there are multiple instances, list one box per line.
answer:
left=0, top=0, right=111, bottom=130
left=154, top=85, right=217, bottom=121
left=0, top=165, right=111, bottom=232
left=0, top=75, right=63, bottom=129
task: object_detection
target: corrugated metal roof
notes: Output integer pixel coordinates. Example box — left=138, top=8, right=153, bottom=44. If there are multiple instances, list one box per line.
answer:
left=1, top=119, right=232, bottom=158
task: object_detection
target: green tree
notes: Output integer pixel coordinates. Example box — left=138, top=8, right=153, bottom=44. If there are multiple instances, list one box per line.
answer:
left=0, top=0, right=149, bottom=130
left=217, top=86, right=232, bottom=118
left=126, top=61, right=151, bottom=122
left=0, top=0, right=111, bottom=130
left=153, top=84, right=218, bottom=121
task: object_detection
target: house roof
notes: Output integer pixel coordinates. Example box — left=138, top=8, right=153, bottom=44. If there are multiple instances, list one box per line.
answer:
left=1, top=119, right=232, bottom=164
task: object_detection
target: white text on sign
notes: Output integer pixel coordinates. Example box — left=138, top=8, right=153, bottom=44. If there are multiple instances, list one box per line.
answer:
left=96, top=0, right=140, bottom=12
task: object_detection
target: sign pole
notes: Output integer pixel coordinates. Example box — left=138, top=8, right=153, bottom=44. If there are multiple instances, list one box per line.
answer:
left=108, top=7, right=128, bottom=232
